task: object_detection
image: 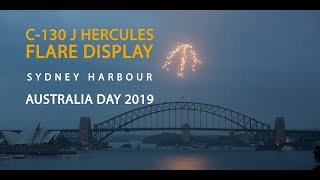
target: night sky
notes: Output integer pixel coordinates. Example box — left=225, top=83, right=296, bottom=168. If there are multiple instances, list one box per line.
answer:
left=0, top=10, right=319, bottom=130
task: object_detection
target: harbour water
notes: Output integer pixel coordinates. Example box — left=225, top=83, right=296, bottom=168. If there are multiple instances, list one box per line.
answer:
left=0, top=143, right=316, bottom=170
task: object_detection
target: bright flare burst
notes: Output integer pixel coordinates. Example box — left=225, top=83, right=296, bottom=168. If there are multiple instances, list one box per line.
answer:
left=162, top=42, right=201, bottom=78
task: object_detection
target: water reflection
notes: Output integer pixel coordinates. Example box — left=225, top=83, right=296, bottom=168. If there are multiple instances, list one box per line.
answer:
left=157, top=156, right=209, bottom=170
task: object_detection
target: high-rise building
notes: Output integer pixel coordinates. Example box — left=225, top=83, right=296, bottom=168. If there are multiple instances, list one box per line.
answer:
left=274, top=117, right=286, bottom=145
left=79, top=117, right=93, bottom=145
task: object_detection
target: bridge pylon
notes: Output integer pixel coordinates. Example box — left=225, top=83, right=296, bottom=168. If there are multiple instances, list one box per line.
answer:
left=79, top=117, right=93, bottom=146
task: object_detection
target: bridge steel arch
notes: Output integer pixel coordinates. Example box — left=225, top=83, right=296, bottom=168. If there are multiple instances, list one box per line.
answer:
left=93, top=102, right=271, bottom=145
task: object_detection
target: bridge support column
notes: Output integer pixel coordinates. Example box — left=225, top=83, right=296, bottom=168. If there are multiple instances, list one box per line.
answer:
left=79, top=117, right=93, bottom=146
left=274, top=117, right=286, bottom=145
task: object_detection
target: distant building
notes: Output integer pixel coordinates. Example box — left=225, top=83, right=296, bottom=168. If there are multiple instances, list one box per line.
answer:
left=181, top=123, right=191, bottom=144
left=236, top=132, right=256, bottom=145
left=286, top=136, right=295, bottom=144
left=0, top=122, right=60, bottom=146
left=229, top=132, right=235, bottom=137
left=274, top=117, right=286, bottom=145
left=79, top=117, right=93, bottom=145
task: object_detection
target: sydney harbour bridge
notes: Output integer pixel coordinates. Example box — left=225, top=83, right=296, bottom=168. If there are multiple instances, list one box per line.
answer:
left=52, top=102, right=320, bottom=146
left=92, top=102, right=271, bottom=145
left=3, top=102, right=320, bottom=146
